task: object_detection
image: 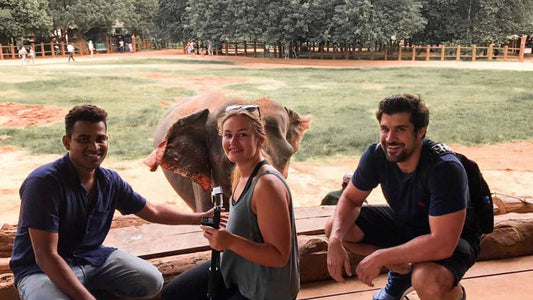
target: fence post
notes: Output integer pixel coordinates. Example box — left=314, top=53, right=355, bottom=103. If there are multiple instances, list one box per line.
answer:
left=51, top=43, right=55, bottom=57
left=440, top=44, right=445, bottom=61
left=0, top=44, right=3, bottom=60
left=472, top=45, right=476, bottom=61
left=60, top=42, right=65, bottom=56
left=106, top=38, right=110, bottom=53
left=244, top=40, right=247, bottom=56
left=224, top=42, right=228, bottom=55
left=425, top=45, right=430, bottom=61
left=254, top=41, right=257, bottom=57
left=10, top=44, right=16, bottom=58
left=40, top=42, right=44, bottom=57
left=519, top=35, right=527, bottom=62
left=503, top=45, right=508, bottom=60
left=398, top=46, right=402, bottom=61
left=488, top=44, right=493, bottom=60
left=456, top=45, right=461, bottom=60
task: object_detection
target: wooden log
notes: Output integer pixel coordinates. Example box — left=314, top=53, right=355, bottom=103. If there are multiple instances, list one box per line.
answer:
left=478, top=213, right=533, bottom=260
left=493, top=194, right=533, bottom=215
left=1, top=214, right=533, bottom=299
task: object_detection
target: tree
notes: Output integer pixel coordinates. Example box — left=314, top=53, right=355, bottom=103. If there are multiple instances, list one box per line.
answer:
left=0, top=0, right=53, bottom=44
left=122, top=0, right=158, bottom=38
left=471, top=0, right=533, bottom=44
left=48, top=0, right=147, bottom=41
left=413, top=0, right=533, bottom=45
left=153, top=0, right=189, bottom=41
left=330, top=0, right=425, bottom=49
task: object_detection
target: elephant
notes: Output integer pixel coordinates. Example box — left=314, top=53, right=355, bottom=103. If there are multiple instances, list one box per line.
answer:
left=144, top=92, right=311, bottom=212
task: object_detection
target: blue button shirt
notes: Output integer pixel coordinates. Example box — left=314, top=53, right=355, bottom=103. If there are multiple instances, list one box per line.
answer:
left=10, top=154, right=146, bottom=284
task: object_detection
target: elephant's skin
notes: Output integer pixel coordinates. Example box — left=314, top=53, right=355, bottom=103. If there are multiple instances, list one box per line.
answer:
left=144, top=92, right=311, bottom=212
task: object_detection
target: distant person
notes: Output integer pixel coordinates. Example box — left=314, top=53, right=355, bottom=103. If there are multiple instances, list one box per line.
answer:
left=190, top=41, right=197, bottom=56
left=321, top=172, right=353, bottom=206
left=207, top=41, right=213, bottom=56
left=18, top=46, right=28, bottom=65
left=88, top=40, right=94, bottom=57
left=128, top=42, right=133, bottom=54
left=119, top=40, right=125, bottom=53
left=29, top=47, right=35, bottom=64
left=326, top=94, right=479, bottom=300
left=265, top=44, right=270, bottom=58
left=10, top=105, right=218, bottom=300
left=54, top=43, right=60, bottom=55
left=67, top=43, right=75, bottom=62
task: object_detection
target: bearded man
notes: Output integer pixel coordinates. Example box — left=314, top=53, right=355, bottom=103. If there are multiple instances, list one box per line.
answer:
left=325, top=94, right=479, bottom=300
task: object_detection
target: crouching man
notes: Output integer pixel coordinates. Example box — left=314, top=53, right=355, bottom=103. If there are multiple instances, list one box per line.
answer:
left=326, top=94, right=480, bottom=300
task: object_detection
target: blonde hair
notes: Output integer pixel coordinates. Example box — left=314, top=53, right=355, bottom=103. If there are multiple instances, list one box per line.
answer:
left=218, top=109, right=271, bottom=190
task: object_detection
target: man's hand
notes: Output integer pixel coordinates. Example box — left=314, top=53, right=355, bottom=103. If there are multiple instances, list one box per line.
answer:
left=327, top=237, right=352, bottom=283
left=355, top=249, right=384, bottom=287
left=201, top=208, right=228, bottom=228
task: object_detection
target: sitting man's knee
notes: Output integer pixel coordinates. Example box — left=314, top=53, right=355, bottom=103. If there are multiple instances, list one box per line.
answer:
left=137, top=269, right=164, bottom=298
left=412, top=263, right=455, bottom=299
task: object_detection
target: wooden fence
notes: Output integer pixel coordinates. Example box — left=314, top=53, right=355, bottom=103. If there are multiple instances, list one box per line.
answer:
left=190, top=36, right=529, bottom=62
left=0, top=36, right=154, bottom=60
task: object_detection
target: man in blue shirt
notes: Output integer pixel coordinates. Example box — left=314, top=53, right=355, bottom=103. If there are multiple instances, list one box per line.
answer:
left=326, top=94, right=480, bottom=300
left=10, top=105, right=212, bottom=300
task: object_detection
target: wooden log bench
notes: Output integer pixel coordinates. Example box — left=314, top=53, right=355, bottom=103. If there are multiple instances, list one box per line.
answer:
left=1, top=197, right=533, bottom=299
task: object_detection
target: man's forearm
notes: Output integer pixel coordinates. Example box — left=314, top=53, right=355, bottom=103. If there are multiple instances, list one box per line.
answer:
left=373, top=233, right=457, bottom=267
left=329, top=196, right=361, bottom=241
left=36, top=253, right=95, bottom=300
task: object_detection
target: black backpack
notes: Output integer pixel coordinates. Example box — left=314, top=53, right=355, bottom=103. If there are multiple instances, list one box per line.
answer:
left=423, top=143, right=494, bottom=234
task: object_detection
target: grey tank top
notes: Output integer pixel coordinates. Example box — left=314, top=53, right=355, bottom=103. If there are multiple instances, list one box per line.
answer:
left=221, top=169, right=300, bottom=300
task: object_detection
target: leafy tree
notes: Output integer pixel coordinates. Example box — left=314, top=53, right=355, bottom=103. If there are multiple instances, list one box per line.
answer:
left=471, top=0, right=533, bottom=44
left=153, top=0, right=189, bottom=41
left=0, top=0, right=53, bottom=44
left=414, top=0, right=533, bottom=45
left=122, top=0, right=158, bottom=38
left=331, top=0, right=425, bottom=49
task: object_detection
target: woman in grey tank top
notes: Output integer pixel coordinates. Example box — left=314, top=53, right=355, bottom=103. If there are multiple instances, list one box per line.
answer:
left=161, top=105, right=299, bottom=300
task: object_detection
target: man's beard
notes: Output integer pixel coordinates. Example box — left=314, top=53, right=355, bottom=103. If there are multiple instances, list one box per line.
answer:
left=382, top=142, right=414, bottom=163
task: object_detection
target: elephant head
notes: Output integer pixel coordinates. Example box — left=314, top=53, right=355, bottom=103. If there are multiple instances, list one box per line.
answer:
left=145, top=92, right=311, bottom=212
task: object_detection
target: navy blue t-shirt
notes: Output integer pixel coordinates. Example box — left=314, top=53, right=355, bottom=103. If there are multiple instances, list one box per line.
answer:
left=10, top=153, right=146, bottom=284
left=353, top=140, right=469, bottom=230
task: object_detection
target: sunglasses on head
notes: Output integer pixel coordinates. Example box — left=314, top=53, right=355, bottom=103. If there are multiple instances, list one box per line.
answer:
left=225, top=104, right=262, bottom=118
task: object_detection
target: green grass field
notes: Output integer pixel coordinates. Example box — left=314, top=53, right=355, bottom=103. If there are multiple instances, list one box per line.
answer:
left=1, top=57, right=532, bottom=162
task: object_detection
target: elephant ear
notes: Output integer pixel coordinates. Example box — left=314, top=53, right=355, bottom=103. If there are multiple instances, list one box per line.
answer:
left=145, top=109, right=212, bottom=191
left=285, top=107, right=311, bottom=152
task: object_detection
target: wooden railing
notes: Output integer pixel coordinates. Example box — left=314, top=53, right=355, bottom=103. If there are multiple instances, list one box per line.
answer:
left=189, top=36, right=529, bottom=62
left=0, top=36, right=145, bottom=60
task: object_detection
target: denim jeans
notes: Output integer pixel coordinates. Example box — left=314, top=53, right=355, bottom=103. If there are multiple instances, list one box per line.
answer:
left=17, top=250, right=163, bottom=300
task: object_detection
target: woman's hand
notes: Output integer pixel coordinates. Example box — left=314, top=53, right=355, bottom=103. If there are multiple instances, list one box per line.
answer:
left=201, top=226, right=232, bottom=251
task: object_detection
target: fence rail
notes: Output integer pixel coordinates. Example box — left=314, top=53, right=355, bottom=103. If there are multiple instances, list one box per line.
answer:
left=2, top=36, right=529, bottom=62
left=0, top=36, right=157, bottom=60
left=185, top=36, right=529, bottom=62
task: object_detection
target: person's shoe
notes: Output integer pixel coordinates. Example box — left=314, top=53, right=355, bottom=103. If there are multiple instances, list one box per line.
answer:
left=373, top=271, right=413, bottom=300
